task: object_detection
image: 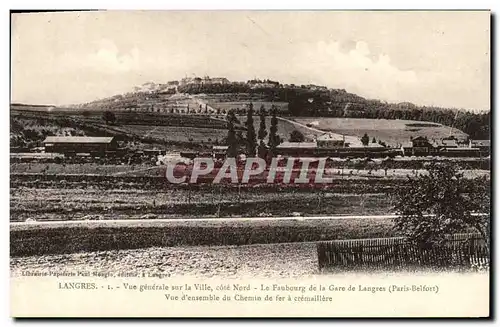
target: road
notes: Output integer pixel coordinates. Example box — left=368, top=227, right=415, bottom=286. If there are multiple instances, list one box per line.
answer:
left=277, top=116, right=327, bottom=135
left=10, top=212, right=487, bottom=227
left=10, top=214, right=399, bottom=227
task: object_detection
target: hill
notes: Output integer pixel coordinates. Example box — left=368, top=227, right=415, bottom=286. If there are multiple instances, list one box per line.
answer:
left=12, top=77, right=490, bottom=140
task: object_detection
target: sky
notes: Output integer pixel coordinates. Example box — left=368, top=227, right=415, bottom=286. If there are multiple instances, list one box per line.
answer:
left=11, top=11, right=490, bottom=110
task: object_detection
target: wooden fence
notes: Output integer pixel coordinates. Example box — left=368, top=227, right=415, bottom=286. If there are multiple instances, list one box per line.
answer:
left=317, top=233, right=489, bottom=272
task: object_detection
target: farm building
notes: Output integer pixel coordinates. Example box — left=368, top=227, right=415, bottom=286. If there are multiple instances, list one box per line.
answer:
left=437, top=138, right=459, bottom=148
left=316, top=133, right=346, bottom=148
left=410, top=136, right=432, bottom=147
left=43, top=136, right=118, bottom=154
left=401, top=136, right=433, bottom=156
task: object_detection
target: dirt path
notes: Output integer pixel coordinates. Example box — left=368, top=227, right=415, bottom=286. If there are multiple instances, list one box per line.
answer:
left=278, top=116, right=327, bottom=135
left=10, top=243, right=319, bottom=279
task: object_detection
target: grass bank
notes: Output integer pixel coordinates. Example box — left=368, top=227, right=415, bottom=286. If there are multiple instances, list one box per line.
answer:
left=10, top=218, right=395, bottom=257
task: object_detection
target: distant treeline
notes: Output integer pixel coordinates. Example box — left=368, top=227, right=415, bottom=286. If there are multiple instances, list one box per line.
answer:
left=178, top=84, right=490, bottom=140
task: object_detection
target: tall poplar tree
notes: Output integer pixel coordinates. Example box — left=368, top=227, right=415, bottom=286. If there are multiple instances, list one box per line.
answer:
left=245, top=103, right=257, bottom=156
left=258, top=105, right=268, bottom=141
left=268, top=105, right=280, bottom=155
left=226, top=111, right=238, bottom=158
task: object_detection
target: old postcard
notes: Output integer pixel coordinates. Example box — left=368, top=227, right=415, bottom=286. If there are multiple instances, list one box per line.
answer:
left=10, top=10, right=491, bottom=318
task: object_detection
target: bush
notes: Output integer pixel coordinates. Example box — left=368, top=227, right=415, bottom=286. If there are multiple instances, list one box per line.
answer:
left=289, top=130, right=305, bottom=142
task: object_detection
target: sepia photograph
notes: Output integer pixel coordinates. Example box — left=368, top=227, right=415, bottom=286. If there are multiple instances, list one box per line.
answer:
left=9, top=9, right=491, bottom=317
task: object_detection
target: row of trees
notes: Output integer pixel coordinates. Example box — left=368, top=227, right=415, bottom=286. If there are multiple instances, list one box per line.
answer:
left=226, top=104, right=282, bottom=158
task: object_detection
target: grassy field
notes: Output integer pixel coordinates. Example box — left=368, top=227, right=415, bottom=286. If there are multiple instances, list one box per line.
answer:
left=10, top=163, right=164, bottom=176
left=10, top=217, right=395, bottom=256
left=293, top=117, right=469, bottom=146
left=10, top=185, right=394, bottom=221
left=10, top=160, right=488, bottom=222
left=119, top=125, right=228, bottom=144
left=110, top=112, right=227, bottom=128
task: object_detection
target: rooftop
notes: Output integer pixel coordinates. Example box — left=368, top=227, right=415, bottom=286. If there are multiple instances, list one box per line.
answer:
left=317, top=133, right=344, bottom=141
left=366, top=143, right=385, bottom=148
left=443, top=147, right=481, bottom=152
left=43, top=136, right=115, bottom=144
left=439, top=139, right=458, bottom=147
left=277, top=142, right=318, bottom=149
left=212, top=145, right=229, bottom=150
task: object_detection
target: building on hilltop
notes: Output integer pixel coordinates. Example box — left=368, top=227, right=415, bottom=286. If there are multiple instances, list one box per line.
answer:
left=306, top=84, right=328, bottom=91
left=205, top=77, right=230, bottom=85
left=181, top=76, right=230, bottom=86
left=180, top=77, right=192, bottom=86
left=247, top=79, right=280, bottom=89
left=180, top=77, right=202, bottom=86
